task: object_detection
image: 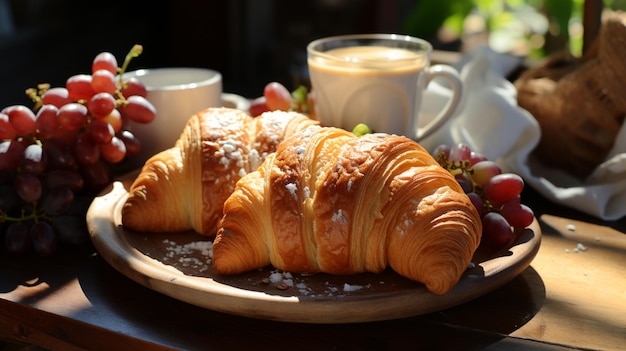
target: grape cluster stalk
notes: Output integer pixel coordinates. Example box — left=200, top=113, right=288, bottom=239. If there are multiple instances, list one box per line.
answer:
left=1, top=45, right=155, bottom=257
left=433, top=143, right=534, bottom=249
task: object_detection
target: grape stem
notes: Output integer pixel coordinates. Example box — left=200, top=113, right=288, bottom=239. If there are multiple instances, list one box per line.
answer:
left=1, top=201, right=52, bottom=223
left=117, top=44, right=144, bottom=86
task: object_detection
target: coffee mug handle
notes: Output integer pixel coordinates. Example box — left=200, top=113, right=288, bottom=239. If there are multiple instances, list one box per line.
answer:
left=414, top=64, right=462, bottom=141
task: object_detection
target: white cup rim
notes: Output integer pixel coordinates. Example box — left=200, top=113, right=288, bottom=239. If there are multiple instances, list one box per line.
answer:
left=307, top=33, right=432, bottom=63
left=124, top=67, right=222, bottom=91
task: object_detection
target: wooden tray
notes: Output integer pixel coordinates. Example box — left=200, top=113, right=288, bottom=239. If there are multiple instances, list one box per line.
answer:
left=87, top=171, right=541, bottom=324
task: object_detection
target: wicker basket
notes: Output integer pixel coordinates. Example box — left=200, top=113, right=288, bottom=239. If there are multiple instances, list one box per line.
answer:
left=515, top=19, right=626, bottom=179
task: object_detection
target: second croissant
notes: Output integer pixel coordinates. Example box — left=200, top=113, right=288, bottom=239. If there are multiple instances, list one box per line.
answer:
left=213, top=126, right=483, bottom=295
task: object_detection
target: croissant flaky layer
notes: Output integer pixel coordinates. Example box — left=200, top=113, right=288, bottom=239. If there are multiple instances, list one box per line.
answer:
left=213, top=127, right=483, bottom=295
left=121, top=107, right=319, bottom=235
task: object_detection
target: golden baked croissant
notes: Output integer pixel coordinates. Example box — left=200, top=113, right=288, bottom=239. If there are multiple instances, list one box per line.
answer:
left=121, top=107, right=319, bottom=235
left=213, top=127, right=482, bottom=295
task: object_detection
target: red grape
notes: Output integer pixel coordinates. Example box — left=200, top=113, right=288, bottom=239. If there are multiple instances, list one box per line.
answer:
left=120, top=77, right=147, bottom=98
left=87, top=119, right=115, bottom=144
left=483, top=173, right=524, bottom=204
left=448, top=143, right=471, bottom=162
left=42, top=87, right=72, bottom=108
left=469, top=151, right=488, bottom=166
left=6, top=105, right=37, bottom=136
left=121, top=95, right=156, bottom=123
left=58, top=103, right=88, bottom=131
left=0, top=112, right=17, bottom=139
left=21, top=144, right=45, bottom=174
left=500, top=202, right=534, bottom=229
left=91, top=69, right=117, bottom=94
left=249, top=96, right=270, bottom=117
left=87, top=92, right=116, bottom=118
left=99, top=136, right=126, bottom=163
left=264, top=82, right=292, bottom=111
left=101, top=108, right=122, bottom=133
left=92, top=52, right=118, bottom=75
left=66, top=74, right=96, bottom=101
left=35, top=104, right=60, bottom=138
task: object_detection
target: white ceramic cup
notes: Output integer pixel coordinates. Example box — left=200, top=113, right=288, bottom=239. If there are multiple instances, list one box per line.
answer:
left=307, top=34, right=462, bottom=141
left=123, top=67, right=223, bottom=165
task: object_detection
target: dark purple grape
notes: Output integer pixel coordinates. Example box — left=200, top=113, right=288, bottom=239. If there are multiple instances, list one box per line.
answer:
left=43, top=138, right=78, bottom=170
left=74, top=132, right=100, bottom=165
left=81, top=160, right=111, bottom=192
left=15, top=172, right=42, bottom=202
left=5, top=222, right=31, bottom=256
left=52, top=215, right=89, bottom=245
left=467, top=192, right=485, bottom=216
left=64, top=196, right=92, bottom=216
left=46, top=169, right=84, bottom=192
left=30, top=221, right=59, bottom=257
left=482, top=212, right=514, bottom=249
left=0, top=140, right=26, bottom=171
left=455, top=173, right=473, bottom=193
left=118, top=130, right=141, bottom=158
left=43, top=186, right=74, bottom=216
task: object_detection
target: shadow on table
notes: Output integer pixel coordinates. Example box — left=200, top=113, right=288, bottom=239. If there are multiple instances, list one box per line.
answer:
left=72, top=251, right=546, bottom=350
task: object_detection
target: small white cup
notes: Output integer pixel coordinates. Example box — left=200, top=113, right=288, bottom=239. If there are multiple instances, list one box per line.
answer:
left=307, top=34, right=462, bottom=141
left=123, top=67, right=223, bottom=164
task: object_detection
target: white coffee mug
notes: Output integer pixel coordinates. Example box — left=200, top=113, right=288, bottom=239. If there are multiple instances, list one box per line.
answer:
left=307, top=34, right=462, bottom=141
left=123, top=67, right=223, bottom=165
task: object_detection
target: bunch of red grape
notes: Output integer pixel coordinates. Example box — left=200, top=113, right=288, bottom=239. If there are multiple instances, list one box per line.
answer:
left=433, top=143, right=534, bottom=249
left=1, top=44, right=155, bottom=257
left=249, top=82, right=313, bottom=117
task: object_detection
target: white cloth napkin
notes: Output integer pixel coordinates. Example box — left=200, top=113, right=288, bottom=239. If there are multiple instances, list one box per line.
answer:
left=419, top=47, right=626, bottom=221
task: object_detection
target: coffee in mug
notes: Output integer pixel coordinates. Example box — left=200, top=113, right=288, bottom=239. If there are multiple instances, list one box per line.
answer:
left=307, top=34, right=462, bottom=141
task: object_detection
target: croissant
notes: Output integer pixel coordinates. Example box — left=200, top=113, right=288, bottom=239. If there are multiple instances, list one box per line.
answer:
left=121, top=107, right=319, bottom=235
left=213, top=127, right=483, bottom=295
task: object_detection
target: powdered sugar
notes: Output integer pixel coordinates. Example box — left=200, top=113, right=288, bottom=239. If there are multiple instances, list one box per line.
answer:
left=285, top=183, right=298, bottom=199
left=161, top=239, right=213, bottom=272
left=262, top=270, right=377, bottom=296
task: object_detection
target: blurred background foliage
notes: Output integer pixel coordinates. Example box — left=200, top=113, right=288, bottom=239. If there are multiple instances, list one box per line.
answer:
left=403, top=0, right=625, bottom=58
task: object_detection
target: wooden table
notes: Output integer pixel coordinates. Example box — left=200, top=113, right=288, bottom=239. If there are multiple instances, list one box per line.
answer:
left=1, top=184, right=625, bottom=351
